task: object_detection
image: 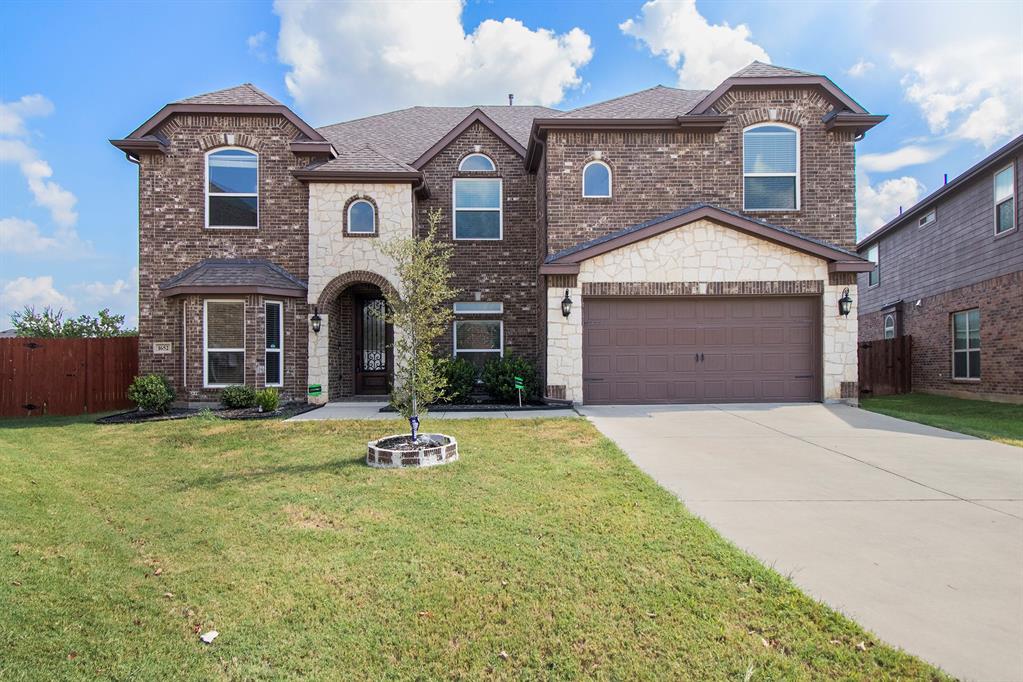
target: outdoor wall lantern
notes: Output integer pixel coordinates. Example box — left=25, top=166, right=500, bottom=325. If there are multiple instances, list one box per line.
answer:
left=310, top=307, right=322, bottom=333
left=838, top=288, right=853, bottom=317
left=561, top=290, right=573, bottom=318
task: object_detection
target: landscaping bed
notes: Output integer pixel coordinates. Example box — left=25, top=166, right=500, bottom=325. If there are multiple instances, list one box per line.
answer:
left=95, top=401, right=319, bottom=425
left=379, top=401, right=570, bottom=413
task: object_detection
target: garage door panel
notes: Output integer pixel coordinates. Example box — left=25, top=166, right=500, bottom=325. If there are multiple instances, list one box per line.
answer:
left=583, top=296, right=820, bottom=404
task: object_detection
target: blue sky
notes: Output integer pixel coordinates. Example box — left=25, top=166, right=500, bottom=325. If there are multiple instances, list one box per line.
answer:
left=1, top=0, right=1020, bottom=327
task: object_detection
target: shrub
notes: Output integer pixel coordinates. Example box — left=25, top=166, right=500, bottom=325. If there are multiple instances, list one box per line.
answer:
left=481, top=355, right=539, bottom=403
left=442, top=357, right=478, bottom=404
left=221, top=384, right=257, bottom=409
left=127, top=374, right=175, bottom=413
left=255, top=387, right=280, bottom=413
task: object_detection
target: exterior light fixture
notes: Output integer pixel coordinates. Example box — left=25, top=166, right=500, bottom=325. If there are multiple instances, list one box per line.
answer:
left=838, top=288, right=853, bottom=317
left=310, top=306, right=322, bottom=333
left=561, top=290, right=573, bottom=317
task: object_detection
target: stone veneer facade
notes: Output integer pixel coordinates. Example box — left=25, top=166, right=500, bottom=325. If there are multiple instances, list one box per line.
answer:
left=545, top=219, right=858, bottom=403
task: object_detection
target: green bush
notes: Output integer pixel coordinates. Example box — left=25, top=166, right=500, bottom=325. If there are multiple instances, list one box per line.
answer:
left=442, top=357, right=478, bottom=404
left=127, top=374, right=175, bottom=413
left=255, top=387, right=280, bottom=413
left=481, top=355, right=539, bottom=403
left=221, top=384, right=257, bottom=409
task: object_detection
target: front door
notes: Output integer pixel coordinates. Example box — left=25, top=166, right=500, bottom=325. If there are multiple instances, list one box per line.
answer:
left=353, top=297, right=391, bottom=395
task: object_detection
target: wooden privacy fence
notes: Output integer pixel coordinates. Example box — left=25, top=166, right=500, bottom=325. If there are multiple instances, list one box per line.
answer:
left=0, top=337, right=139, bottom=417
left=858, top=335, right=912, bottom=397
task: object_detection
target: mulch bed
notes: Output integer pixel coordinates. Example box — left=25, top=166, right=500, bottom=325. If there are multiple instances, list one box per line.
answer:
left=379, top=401, right=571, bottom=413
left=96, top=402, right=320, bottom=425
left=373, top=434, right=450, bottom=451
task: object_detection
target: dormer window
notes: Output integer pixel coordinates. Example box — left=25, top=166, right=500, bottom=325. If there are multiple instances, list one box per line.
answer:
left=459, top=153, right=496, bottom=172
left=206, top=148, right=258, bottom=228
left=743, top=124, right=799, bottom=211
left=347, top=199, right=376, bottom=234
left=582, top=161, right=612, bottom=198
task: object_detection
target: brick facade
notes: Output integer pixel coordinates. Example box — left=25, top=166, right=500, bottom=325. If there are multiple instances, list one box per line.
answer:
left=860, top=271, right=1023, bottom=402
left=135, top=113, right=311, bottom=403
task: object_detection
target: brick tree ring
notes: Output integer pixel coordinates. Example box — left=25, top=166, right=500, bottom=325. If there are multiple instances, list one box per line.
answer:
left=366, top=433, right=459, bottom=468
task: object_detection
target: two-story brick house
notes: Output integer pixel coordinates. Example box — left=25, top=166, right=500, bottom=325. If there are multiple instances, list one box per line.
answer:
left=857, top=135, right=1022, bottom=402
left=112, top=62, right=881, bottom=406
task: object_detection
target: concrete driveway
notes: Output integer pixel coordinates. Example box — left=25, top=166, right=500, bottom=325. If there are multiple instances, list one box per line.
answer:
left=580, top=403, right=1023, bottom=682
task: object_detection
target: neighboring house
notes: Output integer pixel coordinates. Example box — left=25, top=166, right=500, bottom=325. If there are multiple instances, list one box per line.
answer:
left=112, top=62, right=882, bottom=406
left=857, top=135, right=1022, bottom=403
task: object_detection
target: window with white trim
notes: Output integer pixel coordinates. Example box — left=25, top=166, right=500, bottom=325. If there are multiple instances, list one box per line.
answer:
left=459, top=153, right=496, bottom=172
left=453, top=178, right=502, bottom=240
left=582, top=160, right=611, bottom=197
left=206, top=148, right=258, bottom=228
left=952, top=309, right=980, bottom=380
left=347, top=199, right=376, bottom=234
left=265, top=301, right=283, bottom=387
left=867, top=244, right=879, bottom=287
left=883, top=313, right=896, bottom=340
left=454, top=319, right=502, bottom=370
left=204, top=300, right=245, bottom=387
left=743, top=124, right=799, bottom=210
left=995, top=164, right=1015, bottom=234
left=453, top=302, right=503, bottom=314
left=918, top=209, right=935, bottom=228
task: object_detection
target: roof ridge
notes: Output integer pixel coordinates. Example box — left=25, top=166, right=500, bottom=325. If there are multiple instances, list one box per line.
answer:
left=562, top=85, right=693, bottom=116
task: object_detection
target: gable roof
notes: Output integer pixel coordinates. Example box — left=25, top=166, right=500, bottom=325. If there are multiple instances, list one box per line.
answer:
left=292, top=144, right=424, bottom=185
left=689, top=62, right=869, bottom=115
left=175, top=83, right=283, bottom=106
left=557, top=85, right=709, bottom=119
left=540, top=204, right=871, bottom=275
left=857, top=133, right=1023, bottom=250
left=159, top=259, right=307, bottom=298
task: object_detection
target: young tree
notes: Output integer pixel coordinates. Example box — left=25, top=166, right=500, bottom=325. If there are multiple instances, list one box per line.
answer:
left=10, top=306, right=137, bottom=338
left=379, top=208, right=459, bottom=442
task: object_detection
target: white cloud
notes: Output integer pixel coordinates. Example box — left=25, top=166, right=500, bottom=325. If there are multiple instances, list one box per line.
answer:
left=619, top=0, right=770, bottom=89
left=247, top=31, right=269, bottom=62
left=274, top=0, right=593, bottom=121
left=859, top=144, right=946, bottom=173
left=72, top=267, right=138, bottom=325
left=0, top=276, right=74, bottom=316
left=858, top=174, right=926, bottom=236
left=0, top=94, right=54, bottom=136
left=0, top=217, right=62, bottom=253
left=847, top=59, right=875, bottom=78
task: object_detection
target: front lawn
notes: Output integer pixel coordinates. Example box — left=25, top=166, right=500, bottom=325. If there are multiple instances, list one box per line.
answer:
left=0, top=415, right=943, bottom=680
left=861, top=393, right=1023, bottom=447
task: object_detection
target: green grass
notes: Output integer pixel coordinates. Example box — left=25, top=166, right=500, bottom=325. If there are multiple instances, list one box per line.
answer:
left=862, top=393, right=1023, bottom=447
left=0, top=415, right=945, bottom=680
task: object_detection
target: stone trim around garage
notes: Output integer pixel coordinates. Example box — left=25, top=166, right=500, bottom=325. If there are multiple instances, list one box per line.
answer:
left=581, top=280, right=824, bottom=297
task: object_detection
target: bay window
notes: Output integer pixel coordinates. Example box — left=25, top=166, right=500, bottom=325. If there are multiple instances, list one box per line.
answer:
left=204, top=300, right=245, bottom=387
left=265, top=301, right=283, bottom=387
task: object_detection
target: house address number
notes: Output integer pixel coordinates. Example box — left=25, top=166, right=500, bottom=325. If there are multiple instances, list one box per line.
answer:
left=153, top=342, right=172, bottom=354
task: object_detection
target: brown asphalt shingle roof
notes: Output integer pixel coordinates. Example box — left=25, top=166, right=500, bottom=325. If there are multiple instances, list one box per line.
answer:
left=176, top=84, right=283, bottom=106
left=159, top=259, right=306, bottom=297
left=730, top=61, right=818, bottom=78
left=557, top=85, right=710, bottom=119
left=308, top=145, right=419, bottom=174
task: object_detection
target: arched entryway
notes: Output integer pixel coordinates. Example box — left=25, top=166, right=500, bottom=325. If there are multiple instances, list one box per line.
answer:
left=316, top=271, right=397, bottom=400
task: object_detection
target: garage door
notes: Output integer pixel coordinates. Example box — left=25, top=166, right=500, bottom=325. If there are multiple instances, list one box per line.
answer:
left=582, top=297, right=820, bottom=404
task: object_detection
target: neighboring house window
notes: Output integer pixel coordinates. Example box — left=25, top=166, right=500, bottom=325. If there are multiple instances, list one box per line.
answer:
left=867, top=244, right=879, bottom=287
left=453, top=319, right=502, bottom=370
left=459, top=153, right=496, bottom=172
left=453, top=178, right=502, bottom=240
left=995, top=164, right=1015, bottom=234
left=582, top=161, right=611, bottom=198
left=883, top=313, right=896, bottom=339
left=743, top=123, right=799, bottom=210
left=918, top=209, right=935, bottom=228
left=265, top=301, right=283, bottom=387
left=453, top=302, right=503, bottom=314
left=347, top=199, right=376, bottom=234
left=204, top=300, right=245, bottom=387
left=206, top=148, right=258, bottom=228
left=952, top=309, right=981, bottom=380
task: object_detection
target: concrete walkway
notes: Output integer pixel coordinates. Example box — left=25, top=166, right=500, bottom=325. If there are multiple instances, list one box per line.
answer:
left=580, top=403, right=1023, bottom=682
left=288, top=401, right=575, bottom=420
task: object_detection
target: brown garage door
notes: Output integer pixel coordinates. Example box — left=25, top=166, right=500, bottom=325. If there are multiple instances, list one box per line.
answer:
left=582, top=297, right=821, bottom=404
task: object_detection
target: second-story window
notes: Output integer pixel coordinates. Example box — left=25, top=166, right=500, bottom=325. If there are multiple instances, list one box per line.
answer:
left=918, top=209, right=936, bottom=228
left=454, top=153, right=501, bottom=240
left=207, top=148, right=258, bottom=228
left=582, top=160, right=611, bottom=198
left=459, top=153, right=496, bottom=172
left=743, top=124, right=799, bottom=211
left=995, top=164, right=1015, bottom=234
left=867, top=244, right=879, bottom=287
left=347, top=199, right=376, bottom=234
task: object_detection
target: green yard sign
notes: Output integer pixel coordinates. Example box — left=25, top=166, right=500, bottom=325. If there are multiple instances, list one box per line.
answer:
left=308, top=384, right=322, bottom=397
left=513, top=376, right=524, bottom=390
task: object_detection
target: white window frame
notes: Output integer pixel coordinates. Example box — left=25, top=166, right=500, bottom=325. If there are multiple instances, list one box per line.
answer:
left=264, top=300, right=284, bottom=387
left=203, top=299, right=246, bottom=388
left=742, top=122, right=800, bottom=211
left=205, top=147, right=259, bottom=230
left=918, top=209, right=936, bottom=228
left=453, top=177, right=503, bottom=241
left=453, top=302, right=503, bottom=314
left=867, top=244, right=879, bottom=287
left=347, top=198, right=376, bottom=234
left=883, top=313, right=896, bottom=339
left=582, top=160, right=612, bottom=198
left=458, top=153, right=496, bottom=172
left=453, top=319, right=503, bottom=360
left=952, top=309, right=981, bottom=380
left=994, top=163, right=1016, bottom=235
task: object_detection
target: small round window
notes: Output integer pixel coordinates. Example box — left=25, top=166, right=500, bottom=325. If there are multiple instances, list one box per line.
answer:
left=459, top=153, right=495, bottom=172
left=348, top=199, right=376, bottom=234
left=583, top=161, right=611, bottom=197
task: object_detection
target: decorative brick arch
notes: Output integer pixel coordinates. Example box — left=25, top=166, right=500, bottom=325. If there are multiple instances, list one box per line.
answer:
left=734, top=107, right=809, bottom=129
left=198, top=132, right=263, bottom=152
left=317, top=270, right=398, bottom=308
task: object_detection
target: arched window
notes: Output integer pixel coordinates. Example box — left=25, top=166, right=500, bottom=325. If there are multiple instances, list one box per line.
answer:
left=883, top=313, right=896, bottom=340
left=458, top=153, right=495, bottom=172
left=743, top=123, right=799, bottom=211
left=347, top=199, right=376, bottom=234
left=206, top=148, right=258, bottom=228
left=582, top=160, right=611, bottom=198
